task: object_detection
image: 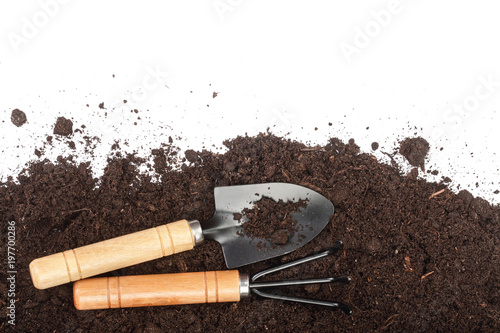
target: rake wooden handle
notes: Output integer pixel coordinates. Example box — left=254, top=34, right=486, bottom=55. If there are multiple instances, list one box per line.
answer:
left=73, top=271, right=242, bottom=310
left=30, top=219, right=199, bottom=289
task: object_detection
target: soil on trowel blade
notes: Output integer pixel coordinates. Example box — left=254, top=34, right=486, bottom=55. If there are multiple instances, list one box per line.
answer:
left=1, top=133, right=499, bottom=333
left=234, top=196, right=308, bottom=246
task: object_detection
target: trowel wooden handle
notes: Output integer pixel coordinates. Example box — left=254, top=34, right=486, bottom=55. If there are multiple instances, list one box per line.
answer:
left=73, top=270, right=243, bottom=310
left=30, top=219, right=202, bottom=289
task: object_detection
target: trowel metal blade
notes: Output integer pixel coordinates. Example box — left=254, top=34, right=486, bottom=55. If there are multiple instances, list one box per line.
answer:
left=202, top=183, right=334, bottom=269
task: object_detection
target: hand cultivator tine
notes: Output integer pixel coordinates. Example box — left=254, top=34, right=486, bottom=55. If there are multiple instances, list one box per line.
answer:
left=249, top=240, right=352, bottom=315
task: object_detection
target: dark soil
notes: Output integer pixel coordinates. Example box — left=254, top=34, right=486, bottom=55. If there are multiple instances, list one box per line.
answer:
left=269, top=229, right=289, bottom=245
left=236, top=196, right=308, bottom=246
left=371, top=142, right=379, bottom=151
left=184, top=149, right=199, bottom=163
left=1, top=133, right=499, bottom=332
left=399, top=137, right=430, bottom=169
left=53, top=117, right=74, bottom=137
left=10, top=109, right=27, bottom=127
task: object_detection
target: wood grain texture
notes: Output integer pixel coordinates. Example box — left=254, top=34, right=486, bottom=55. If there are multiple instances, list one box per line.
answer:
left=73, top=271, right=241, bottom=310
left=30, top=219, right=195, bottom=289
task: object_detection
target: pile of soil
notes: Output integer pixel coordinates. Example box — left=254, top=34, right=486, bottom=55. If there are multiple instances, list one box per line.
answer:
left=235, top=196, right=308, bottom=246
left=1, top=133, right=499, bottom=332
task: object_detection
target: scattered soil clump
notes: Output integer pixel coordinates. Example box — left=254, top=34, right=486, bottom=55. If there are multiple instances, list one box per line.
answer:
left=53, top=117, right=73, bottom=137
left=185, top=149, right=198, bottom=163
left=10, top=109, right=27, bottom=127
left=399, top=137, right=430, bottom=169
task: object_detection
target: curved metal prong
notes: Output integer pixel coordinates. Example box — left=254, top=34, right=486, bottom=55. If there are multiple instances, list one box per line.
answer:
left=251, top=240, right=344, bottom=282
left=249, top=243, right=351, bottom=313
left=252, top=289, right=352, bottom=315
left=250, top=276, right=351, bottom=288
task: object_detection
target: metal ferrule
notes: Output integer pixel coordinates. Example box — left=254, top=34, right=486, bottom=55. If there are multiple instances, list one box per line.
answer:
left=239, top=273, right=251, bottom=298
left=188, top=220, right=204, bottom=246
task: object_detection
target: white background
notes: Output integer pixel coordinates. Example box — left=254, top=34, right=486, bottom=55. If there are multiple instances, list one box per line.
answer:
left=1, top=0, right=499, bottom=204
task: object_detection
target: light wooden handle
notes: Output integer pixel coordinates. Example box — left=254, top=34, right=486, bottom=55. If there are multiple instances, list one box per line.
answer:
left=73, top=270, right=242, bottom=310
left=30, top=219, right=197, bottom=289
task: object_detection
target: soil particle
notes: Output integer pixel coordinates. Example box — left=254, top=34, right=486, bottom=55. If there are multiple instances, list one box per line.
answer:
left=371, top=142, right=379, bottom=150
left=470, top=197, right=494, bottom=219
left=458, top=189, right=474, bottom=206
left=224, top=161, right=237, bottom=172
left=53, top=117, right=73, bottom=137
left=304, top=283, right=321, bottom=295
left=399, top=137, right=429, bottom=169
left=441, top=176, right=451, bottom=183
left=11, top=108, right=27, bottom=127
left=264, top=164, right=276, bottom=178
left=407, top=167, right=419, bottom=181
left=185, top=149, right=198, bottom=163
left=1, top=133, right=499, bottom=332
left=270, top=229, right=289, bottom=245
left=366, top=237, right=382, bottom=253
